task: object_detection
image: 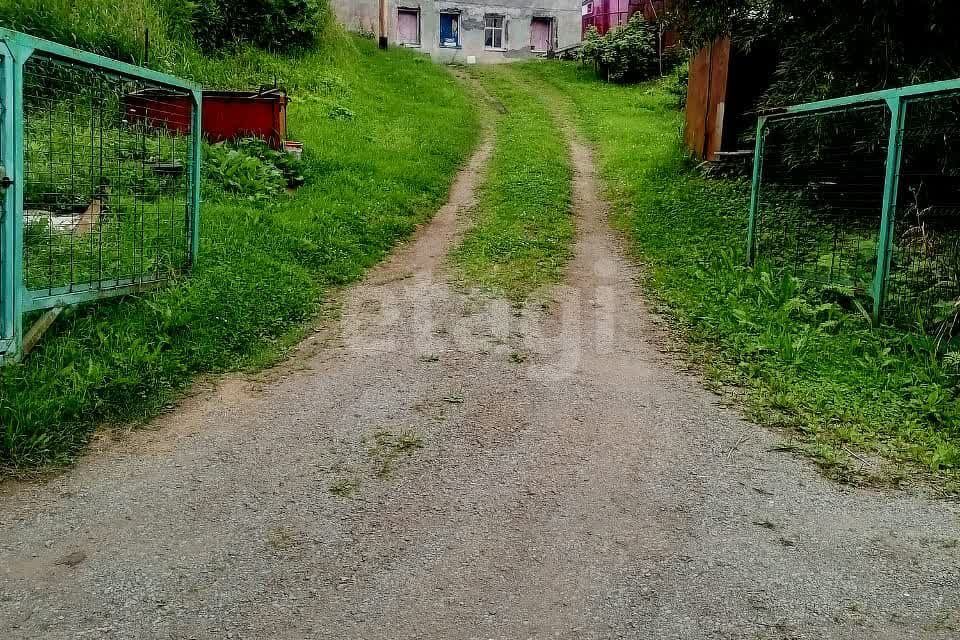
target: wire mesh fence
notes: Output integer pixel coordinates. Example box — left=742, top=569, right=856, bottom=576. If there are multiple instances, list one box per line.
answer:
left=22, top=53, right=195, bottom=297
left=891, top=94, right=960, bottom=326
left=0, top=28, right=201, bottom=363
left=753, top=106, right=890, bottom=301
left=748, top=82, right=960, bottom=330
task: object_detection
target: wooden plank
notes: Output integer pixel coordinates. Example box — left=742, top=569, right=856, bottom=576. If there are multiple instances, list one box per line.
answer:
left=704, top=36, right=731, bottom=160
left=685, top=36, right=733, bottom=160
left=684, top=43, right=712, bottom=158
left=21, top=306, right=62, bottom=357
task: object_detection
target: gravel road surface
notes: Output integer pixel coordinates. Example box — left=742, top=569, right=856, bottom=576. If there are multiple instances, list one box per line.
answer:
left=1, top=88, right=958, bottom=640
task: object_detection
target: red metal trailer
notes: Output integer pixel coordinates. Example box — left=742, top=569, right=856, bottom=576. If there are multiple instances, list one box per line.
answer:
left=124, top=88, right=288, bottom=149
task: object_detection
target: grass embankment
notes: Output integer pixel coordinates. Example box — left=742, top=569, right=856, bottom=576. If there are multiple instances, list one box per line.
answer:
left=519, top=61, right=960, bottom=488
left=452, top=66, right=573, bottom=302
left=0, top=0, right=189, bottom=64
left=0, top=34, right=477, bottom=470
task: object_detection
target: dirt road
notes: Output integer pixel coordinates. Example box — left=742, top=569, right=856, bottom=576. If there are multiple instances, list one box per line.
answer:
left=1, top=84, right=958, bottom=639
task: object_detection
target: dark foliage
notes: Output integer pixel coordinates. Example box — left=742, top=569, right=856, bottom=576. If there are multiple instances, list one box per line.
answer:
left=671, top=0, right=960, bottom=106
left=192, top=0, right=330, bottom=53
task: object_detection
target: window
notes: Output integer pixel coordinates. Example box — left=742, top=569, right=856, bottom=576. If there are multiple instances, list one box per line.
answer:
left=484, top=15, right=504, bottom=50
left=530, top=17, right=553, bottom=52
left=397, top=8, right=420, bottom=46
left=439, top=12, right=460, bottom=48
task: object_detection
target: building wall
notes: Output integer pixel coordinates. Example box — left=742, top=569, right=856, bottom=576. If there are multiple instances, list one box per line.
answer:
left=332, top=0, right=582, bottom=62
left=331, top=0, right=379, bottom=35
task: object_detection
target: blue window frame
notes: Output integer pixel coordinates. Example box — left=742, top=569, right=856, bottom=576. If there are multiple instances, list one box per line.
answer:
left=439, top=12, right=460, bottom=48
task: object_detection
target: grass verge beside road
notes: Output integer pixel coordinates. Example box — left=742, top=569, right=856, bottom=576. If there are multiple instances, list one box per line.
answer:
left=518, top=61, right=960, bottom=490
left=451, top=66, right=573, bottom=302
left=0, top=37, right=477, bottom=470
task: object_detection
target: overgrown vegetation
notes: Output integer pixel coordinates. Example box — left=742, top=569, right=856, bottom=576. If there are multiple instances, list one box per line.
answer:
left=192, top=0, right=330, bottom=53
left=0, top=0, right=330, bottom=66
left=0, top=0, right=177, bottom=63
left=580, top=14, right=661, bottom=84
left=203, top=138, right=306, bottom=201
left=452, top=66, right=573, bottom=301
left=520, top=61, right=960, bottom=488
left=671, top=0, right=960, bottom=111
left=0, top=6, right=477, bottom=469
left=673, top=3, right=960, bottom=347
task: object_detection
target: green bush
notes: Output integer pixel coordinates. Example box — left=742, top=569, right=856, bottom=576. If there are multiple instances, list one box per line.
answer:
left=154, top=0, right=199, bottom=42
left=203, top=137, right=306, bottom=201
left=203, top=142, right=288, bottom=201
left=234, top=138, right=306, bottom=188
left=580, top=14, right=660, bottom=84
left=192, top=0, right=330, bottom=53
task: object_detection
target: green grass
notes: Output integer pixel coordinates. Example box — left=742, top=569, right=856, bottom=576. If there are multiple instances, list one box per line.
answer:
left=518, top=61, right=960, bottom=488
left=0, top=36, right=478, bottom=470
left=0, top=0, right=186, bottom=64
left=451, top=65, right=573, bottom=302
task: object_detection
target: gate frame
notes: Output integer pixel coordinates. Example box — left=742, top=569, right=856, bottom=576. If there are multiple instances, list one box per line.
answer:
left=0, top=28, right=201, bottom=365
left=746, top=77, right=960, bottom=325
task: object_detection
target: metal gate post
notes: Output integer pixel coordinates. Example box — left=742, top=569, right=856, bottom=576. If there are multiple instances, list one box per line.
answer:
left=0, top=42, right=15, bottom=362
left=189, top=88, right=202, bottom=266
left=10, top=44, right=30, bottom=359
left=0, top=39, right=30, bottom=363
left=871, top=97, right=907, bottom=326
left=746, top=115, right=768, bottom=265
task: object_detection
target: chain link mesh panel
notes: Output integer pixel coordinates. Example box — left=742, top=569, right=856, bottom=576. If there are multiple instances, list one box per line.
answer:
left=0, top=28, right=199, bottom=364
left=22, top=52, right=195, bottom=299
left=889, top=94, right=960, bottom=326
left=753, top=106, right=891, bottom=307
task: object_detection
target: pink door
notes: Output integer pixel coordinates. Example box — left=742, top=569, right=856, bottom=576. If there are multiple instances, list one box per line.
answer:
left=531, top=18, right=552, bottom=52
left=397, top=10, right=419, bottom=45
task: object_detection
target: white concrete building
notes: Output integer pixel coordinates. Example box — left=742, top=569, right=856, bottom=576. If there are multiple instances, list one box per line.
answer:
left=332, top=0, right=583, bottom=62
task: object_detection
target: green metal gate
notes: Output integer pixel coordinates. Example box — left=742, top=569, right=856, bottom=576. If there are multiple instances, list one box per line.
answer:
left=0, top=28, right=201, bottom=364
left=747, top=79, right=960, bottom=328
